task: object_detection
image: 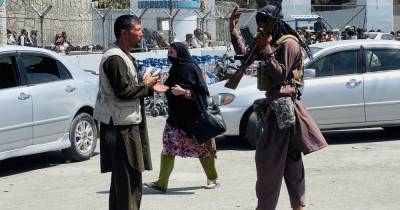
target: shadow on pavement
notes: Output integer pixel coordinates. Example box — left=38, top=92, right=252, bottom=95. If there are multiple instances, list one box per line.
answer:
left=98, top=186, right=203, bottom=196
left=215, top=128, right=399, bottom=150
left=144, top=186, right=203, bottom=195
left=0, top=151, right=100, bottom=178
left=215, top=136, right=253, bottom=151
left=322, top=128, right=400, bottom=145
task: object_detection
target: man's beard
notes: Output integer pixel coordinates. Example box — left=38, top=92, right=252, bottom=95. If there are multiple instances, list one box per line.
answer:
left=132, top=39, right=141, bottom=48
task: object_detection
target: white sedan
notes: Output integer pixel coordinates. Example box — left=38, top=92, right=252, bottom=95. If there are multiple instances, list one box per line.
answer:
left=364, top=32, right=396, bottom=40
left=0, top=46, right=98, bottom=161
left=209, top=40, right=400, bottom=146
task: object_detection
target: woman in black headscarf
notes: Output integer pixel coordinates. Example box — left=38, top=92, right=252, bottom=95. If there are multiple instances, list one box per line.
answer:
left=145, top=42, right=219, bottom=192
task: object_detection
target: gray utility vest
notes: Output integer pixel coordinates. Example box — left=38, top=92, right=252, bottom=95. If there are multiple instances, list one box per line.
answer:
left=94, top=47, right=142, bottom=125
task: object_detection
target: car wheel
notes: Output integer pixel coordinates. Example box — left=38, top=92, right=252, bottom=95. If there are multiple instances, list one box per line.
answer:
left=62, top=113, right=97, bottom=161
left=383, top=126, right=399, bottom=136
left=246, top=112, right=264, bottom=148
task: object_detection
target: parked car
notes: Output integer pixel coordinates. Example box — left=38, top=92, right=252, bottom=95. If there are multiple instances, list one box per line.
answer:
left=0, top=46, right=98, bottom=161
left=209, top=40, right=400, bottom=146
left=364, top=32, right=396, bottom=40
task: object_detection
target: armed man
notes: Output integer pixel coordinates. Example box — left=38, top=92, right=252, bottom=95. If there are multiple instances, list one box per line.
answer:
left=229, top=4, right=328, bottom=210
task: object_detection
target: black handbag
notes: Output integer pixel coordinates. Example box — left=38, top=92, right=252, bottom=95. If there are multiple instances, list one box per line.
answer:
left=189, top=93, right=226, bottom=144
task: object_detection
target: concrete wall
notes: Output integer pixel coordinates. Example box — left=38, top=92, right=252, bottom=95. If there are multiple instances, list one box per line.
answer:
left=6, top=0, right=92, bottom=46
left=67, top=46, right=231, bottom=72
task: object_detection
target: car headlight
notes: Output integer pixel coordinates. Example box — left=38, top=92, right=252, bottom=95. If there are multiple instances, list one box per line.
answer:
left=212, top=93, right=235, bottom=106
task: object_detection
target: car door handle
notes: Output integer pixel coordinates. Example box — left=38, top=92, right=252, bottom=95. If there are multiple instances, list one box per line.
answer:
left=18, top=92, right=31, bottom=100
left=65, top=85, right=76, bottom=93
left=346, top=79, right=362, bottom=88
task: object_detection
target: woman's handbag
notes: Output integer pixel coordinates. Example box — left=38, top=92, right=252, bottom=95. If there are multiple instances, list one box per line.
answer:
left=189, top=94, right=226, bottom=143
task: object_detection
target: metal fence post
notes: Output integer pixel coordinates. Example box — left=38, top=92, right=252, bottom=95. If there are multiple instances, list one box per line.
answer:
left=31, top=4, right=52, bottom=47
left=195, top=10, right=211, bottom=32
left=0, top=0, right=6, bottom=47
left=93, top=5, right=112, bottom=51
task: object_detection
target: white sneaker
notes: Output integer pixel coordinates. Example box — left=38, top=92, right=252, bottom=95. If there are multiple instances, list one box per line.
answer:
left=204, top=179, right=219, bottom=189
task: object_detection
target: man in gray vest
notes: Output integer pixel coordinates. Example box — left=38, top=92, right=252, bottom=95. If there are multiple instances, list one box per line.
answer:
left=94, top=15, right=168, bottom=210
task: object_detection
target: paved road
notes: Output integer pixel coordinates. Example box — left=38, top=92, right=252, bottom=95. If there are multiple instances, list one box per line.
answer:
left=1, top=117, right=400, bottom=210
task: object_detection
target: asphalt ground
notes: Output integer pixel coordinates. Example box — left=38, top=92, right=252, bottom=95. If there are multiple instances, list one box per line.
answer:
left=1, top=116, right=400, bottom=210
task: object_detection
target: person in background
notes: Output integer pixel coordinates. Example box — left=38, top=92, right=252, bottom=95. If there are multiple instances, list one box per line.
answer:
left=94, top=15, right=168, bottom=210
left=326, top=31, right=335, bottom=41
left=61, top=31, right=71, bottom=47
left=145, top=42, right=219, bottom=193
left=193, top=28, right=209, bottom=47
left=356, top=28, right=366, bottom=39
left=18, top=29, right=32, bottom=46
left=205, top=31, right=213, bottom=47
left=30, top=30, right=38, bottom=47
left=7, top=29, right=16, bottom=45
left=313, top=16, right=327, bottom=32
left=184, top=33, right=194, bottom=48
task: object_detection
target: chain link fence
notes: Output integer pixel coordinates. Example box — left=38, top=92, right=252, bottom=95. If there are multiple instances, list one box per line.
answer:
left=311, top=4, right=367, bottom=30
left=3, top=0, right=239, bottom=54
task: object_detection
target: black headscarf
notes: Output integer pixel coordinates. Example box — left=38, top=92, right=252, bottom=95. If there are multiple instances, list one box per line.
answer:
left=164, top=42, right=209, bottom=132
left=256, top=4, right=312, bottom=59
left=165, top=42, right=209, bottom=95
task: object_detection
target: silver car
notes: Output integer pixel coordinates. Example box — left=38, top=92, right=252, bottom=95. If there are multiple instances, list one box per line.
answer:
left=0, top=46, right=98, bottom=161
left=364, top=32, right=396, bottom=40
left=209, top=40, right=400, bottom=146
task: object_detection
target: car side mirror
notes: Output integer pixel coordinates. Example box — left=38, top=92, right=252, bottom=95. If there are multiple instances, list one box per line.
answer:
left=304, top=68, right=316, bottom=79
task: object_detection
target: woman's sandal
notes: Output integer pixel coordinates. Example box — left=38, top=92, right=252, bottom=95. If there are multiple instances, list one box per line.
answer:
left=204, top=179, right=220, bottom=189
left=144, top=182, right=167, bottom=193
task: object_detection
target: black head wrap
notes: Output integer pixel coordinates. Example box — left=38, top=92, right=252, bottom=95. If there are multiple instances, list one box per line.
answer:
left=169, top=42, right=195, bottom=64
left=165, top=42, right=209, bottom=95
left=256, top=5, right=313, bottom=59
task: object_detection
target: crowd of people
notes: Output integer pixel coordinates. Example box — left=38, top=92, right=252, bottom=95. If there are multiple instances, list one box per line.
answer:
left=6, top=29, right=38, bottom=47
left=297, top=25, right=400, bottom=45
left=139, top=27, right=214, bottom=51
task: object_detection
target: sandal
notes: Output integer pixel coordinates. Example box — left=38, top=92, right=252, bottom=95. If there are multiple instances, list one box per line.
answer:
left=144, top=182, right=167, bottom=193
left=204, top=179, right=220, bottom=189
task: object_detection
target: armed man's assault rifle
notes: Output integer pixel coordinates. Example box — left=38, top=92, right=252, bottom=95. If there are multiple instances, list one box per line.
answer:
left=225, top=4, right=282, bottom=89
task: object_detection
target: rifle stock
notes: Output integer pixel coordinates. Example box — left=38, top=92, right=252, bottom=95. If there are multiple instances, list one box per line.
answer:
left=224, top=63, right=247, bottom=89
left=224, top=44, right=259, bottom=89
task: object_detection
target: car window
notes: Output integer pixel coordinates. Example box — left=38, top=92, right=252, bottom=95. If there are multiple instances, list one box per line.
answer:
left=20, top=55, right=62, bottom=84
left=57, top=61, right=73, bottom=79
left=307, top=50, right=358, bottom=77
left=365, top=48, right=400, bottom=72
left=0, top=56, right=19, bottom=89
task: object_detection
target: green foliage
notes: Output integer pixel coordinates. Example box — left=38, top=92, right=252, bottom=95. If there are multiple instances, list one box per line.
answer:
left=98, top=0, right=130, bottom=9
